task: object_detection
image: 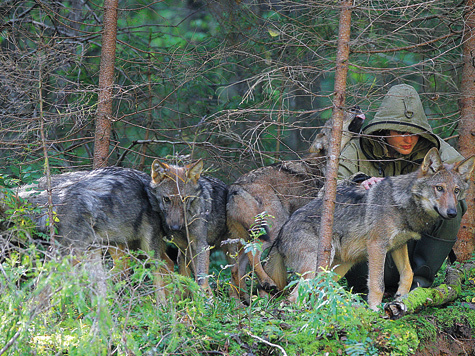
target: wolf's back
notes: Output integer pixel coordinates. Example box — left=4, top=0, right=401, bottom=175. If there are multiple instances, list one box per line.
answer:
left=18, top=167, right=164, bottom=248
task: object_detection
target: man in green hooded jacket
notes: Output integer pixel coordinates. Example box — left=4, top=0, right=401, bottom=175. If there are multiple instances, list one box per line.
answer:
left=338, top=84, right=467, bottom=294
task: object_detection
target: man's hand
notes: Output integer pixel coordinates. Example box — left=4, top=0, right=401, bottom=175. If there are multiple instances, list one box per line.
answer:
left=362, top=177, right=384, bottom=190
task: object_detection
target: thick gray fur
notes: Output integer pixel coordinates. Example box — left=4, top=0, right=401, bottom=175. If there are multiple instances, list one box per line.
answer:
left=149, top=161, right=230, bottom=291
left=17, top=167, right=167, bottom=257
left=266, top=148, right=475, bottom=310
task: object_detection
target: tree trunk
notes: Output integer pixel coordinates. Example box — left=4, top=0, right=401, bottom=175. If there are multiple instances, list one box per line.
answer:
left=93, top=0, right=119, bottom=169
left=317, top=0, right=353, bottom=270
left=455, top=0, right=475, bottom=261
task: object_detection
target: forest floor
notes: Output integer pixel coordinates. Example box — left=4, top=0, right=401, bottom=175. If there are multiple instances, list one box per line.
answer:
left=1, top=247, right=475, bottom=355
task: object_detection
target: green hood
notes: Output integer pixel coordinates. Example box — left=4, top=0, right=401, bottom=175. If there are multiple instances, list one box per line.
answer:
left=361, top=84, right=440, bottom=161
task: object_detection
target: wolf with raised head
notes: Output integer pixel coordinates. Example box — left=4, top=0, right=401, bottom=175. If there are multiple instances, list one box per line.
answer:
left=149, top=159, right=230, bottom=293
left=226, top=107, right=366, bottom=300
left=14, top=167, right=173, bottom=302
left=264, top=148, right=475, bottom=310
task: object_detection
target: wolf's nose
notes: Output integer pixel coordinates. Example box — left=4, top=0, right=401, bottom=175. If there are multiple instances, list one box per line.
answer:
left=446, top=209, right=457, bottom=219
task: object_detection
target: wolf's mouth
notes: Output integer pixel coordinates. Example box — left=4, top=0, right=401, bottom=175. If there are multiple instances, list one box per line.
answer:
left=434, top=206, right=458, bottom=220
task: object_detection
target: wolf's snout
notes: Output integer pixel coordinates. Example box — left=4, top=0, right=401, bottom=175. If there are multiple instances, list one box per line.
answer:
left=446, top=209, right=457, bottom=219
left=169, top=224, right=182, bottom=231
left=437, top=207, right=458, bottom=219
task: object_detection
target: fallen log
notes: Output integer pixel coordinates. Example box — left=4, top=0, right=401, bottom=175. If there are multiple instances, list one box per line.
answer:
left=384, top=262, right=475, bottom=319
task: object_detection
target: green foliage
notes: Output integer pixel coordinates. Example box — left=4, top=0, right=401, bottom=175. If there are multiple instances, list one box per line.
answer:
left=0, top=187, right=44, bottom=243
left=2, top=243, right=475, bottom=355
left=285, top=268, right=420, bottom=355
left=291, top=268, right=366, bottom=337
left=3, top=207, right=473, bottom=355
left=452, top=257, right=475, bottom=309
left=1, top=1, right=466, bottom=172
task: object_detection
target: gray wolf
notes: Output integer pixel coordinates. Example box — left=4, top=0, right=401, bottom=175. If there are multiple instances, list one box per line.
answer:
left=226, top=107, right=365, bottom=300
left=264, top=147, right=475, bottom=310
left=150, top=159, right=230, bottom=293
left=14, top=167, right=173, bottom=302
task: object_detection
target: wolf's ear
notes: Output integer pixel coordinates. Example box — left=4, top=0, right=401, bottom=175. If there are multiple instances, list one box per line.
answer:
left=420, top=147, right=443, bottom=176
left=186, top=159, right=203, bottom=183
left=309, top=132, right=325, bottom=154
left=454, top=155, right=475, bottom=182
left=151, top=160, right=170, bottom=183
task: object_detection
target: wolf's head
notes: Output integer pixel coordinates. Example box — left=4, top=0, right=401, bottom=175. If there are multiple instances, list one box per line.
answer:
left=308, top=105, right=366, bottom=155
left=150, top=159, right=203, bottom=232
left=414, top=148, right=475, bottom=219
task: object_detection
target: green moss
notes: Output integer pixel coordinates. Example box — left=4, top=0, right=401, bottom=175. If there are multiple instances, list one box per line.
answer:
left=429, top=306, right=475, bottom=332
left=404, top=315, right=438, bottom=343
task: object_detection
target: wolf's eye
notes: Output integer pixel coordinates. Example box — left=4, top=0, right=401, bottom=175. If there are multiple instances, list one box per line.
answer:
left=163, top=196, right=171, bottom=203
left=436, top=186, right=444, bottom=192
left=454, top=187, right=460, bottom=194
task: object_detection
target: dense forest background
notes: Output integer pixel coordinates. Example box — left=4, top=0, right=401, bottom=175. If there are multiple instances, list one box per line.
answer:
left=2, top=1, right=475, bottom=355
left=1, top=0, right=470, bottom=177
left=3, top=0, right=475, bottom=257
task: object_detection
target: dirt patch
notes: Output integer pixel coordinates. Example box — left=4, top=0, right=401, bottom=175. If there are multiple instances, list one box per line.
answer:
left=416, top=323, right=475, bottom=356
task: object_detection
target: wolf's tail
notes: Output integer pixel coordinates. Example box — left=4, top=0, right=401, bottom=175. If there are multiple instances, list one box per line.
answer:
left=264, top=248, right=287, bottom=291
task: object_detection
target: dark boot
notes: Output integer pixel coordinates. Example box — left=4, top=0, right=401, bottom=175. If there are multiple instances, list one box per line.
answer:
left=410, top=234, right=457, bottom=288
left=410, top=199, right=466, bottom=288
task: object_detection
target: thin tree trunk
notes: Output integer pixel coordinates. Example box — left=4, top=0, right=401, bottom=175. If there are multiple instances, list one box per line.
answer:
left=455, top=0, right=475, bottom=261
left=138, top=33, right=154, bottom=170
left=93, top=0, right=119, bottom=169
left=317, top=0, right=353, bottom=270
left=38, top=53, right=55, bottom=243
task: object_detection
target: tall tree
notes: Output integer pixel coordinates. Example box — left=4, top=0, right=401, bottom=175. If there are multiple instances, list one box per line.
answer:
left=317, top=0, right=353, bottom=270
left=455, top=0, right=475, bottom=261
left=93, top=0, right=119, bottom=169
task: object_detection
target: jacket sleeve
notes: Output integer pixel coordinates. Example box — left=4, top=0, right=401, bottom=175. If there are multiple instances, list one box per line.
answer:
left=338, top=139, right=362, bottom=179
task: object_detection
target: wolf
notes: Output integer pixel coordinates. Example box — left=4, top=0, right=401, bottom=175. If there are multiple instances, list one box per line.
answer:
left=149, top=159, right=230, bottom=293
left=226, top=107, right=365, bottom=300
left=13, top=167, right=173, bottom=302
left=264, top=148, right=475, bottom=310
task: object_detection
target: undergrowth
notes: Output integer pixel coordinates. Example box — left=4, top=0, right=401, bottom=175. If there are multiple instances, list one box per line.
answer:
left=0, top=246, right=424, bottom=356
left=0, top=195, right=474, bottom=355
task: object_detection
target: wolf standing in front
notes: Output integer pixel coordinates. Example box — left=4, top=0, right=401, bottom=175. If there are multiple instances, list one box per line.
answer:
left=265, top=148, right=475, bottom=310
left=16, top=167, right=173, bottom=302
left=150, top=159, right=229, bottom=293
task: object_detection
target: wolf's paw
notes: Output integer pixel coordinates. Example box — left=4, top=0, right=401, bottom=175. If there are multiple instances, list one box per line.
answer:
left=394, top=289, right=409, bottom=300
left=261, top=281, right=279, bottom=295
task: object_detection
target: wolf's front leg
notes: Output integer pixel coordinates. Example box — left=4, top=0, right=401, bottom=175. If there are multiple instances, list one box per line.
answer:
left=246, top=244, right=277, bottom=292
left=367, top=242, right=387, bottom=311
left=194, top=238, right=212, bottom=295
left=390, top=244, right=413, bottom=298
left=189, top=224, right=213, bottom=295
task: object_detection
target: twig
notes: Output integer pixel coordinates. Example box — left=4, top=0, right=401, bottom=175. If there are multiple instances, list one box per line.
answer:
left=0, top=328, right=22, bottom=356
left=243, top=329, right=288, bottom=356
